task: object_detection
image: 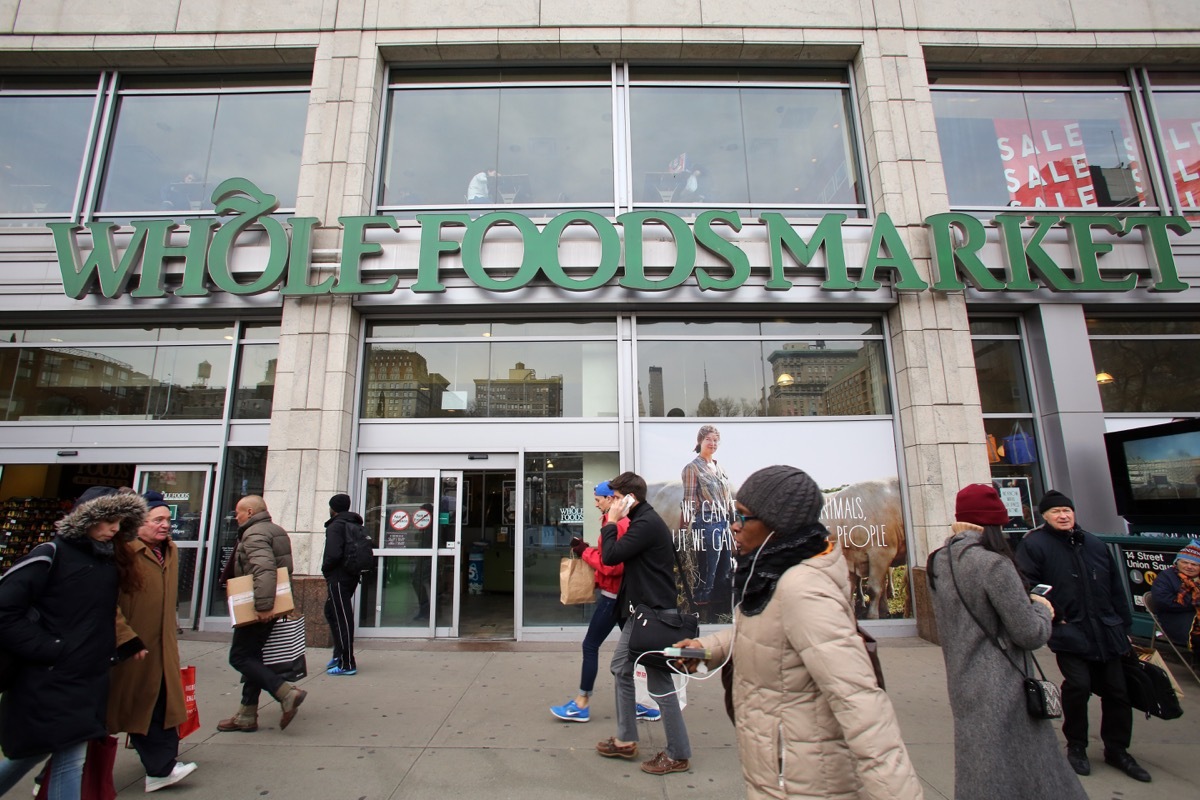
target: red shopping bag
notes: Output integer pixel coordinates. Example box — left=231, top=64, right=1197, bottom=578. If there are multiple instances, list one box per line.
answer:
left=36, top=736, right=117, bottom=800
left=177, top=665, right=200, bottom=739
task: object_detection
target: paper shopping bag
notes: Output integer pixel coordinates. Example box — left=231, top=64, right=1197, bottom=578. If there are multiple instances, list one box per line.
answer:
left=178, top=665, right=200, bottom=738
left=559, top=556, right=595, bottom=604
left=633, top=663, right=688, bottom=710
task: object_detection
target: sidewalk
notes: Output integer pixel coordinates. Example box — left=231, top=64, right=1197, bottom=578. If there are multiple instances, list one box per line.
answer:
left=25, top=636, right=1200, bottom=799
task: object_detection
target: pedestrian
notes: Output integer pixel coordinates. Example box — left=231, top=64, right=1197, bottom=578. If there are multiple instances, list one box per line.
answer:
left=1015, top=490, right=1151, bottom=783
left=0, top=487, right=147, bottom=798
left=594, top=472, right=691, bottom=775
left=550, top=481, right=661, bottom=723
left=675, top=466, right=922, bottom=799
left=1148, top=539, right=1200, bottom=665
left=216, top=495, right=306, bottom=733
left=927, top=484, right=1086, bottom=800
left=322, top=493, right=363, bottom=676
left=108, top=490, right=198, bottom=792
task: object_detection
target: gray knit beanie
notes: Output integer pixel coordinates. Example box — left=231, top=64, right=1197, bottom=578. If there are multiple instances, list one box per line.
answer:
left=735, top=465, right=824, bottom=537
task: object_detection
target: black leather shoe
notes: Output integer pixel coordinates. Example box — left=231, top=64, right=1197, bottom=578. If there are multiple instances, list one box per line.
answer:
left=1104, top=751, right=1151, bottom=783
left=1066, top=745, right=1090, bottom=776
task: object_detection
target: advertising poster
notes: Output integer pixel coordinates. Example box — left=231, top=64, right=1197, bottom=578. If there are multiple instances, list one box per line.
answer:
left=639, top=419, right=910, bottom=624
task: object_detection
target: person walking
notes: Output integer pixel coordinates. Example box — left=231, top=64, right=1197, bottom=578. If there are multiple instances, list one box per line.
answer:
left=322, top=493, right=363, bottom=676
left=676, top=466, right=922, bottom=799
left=0, top=487, right=147, bottom=799
left=594, top=472, right=692, bottom=775
left=550, top=481, right=662, bottom=722
left=108, top=490, right=198, bottom=792
left=216, top=495, right=306, bottom=733
left=928, top=484, right=1086, bottom=800
left=1016, top=490, right=1151, bottom=783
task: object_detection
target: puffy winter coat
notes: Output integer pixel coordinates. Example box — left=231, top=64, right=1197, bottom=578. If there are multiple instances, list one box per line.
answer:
left=1015, top=524, right=1131, bottom=661
left=0, top=492, right=146, bottom=759
left=234, top=510, right=294, bottom=612
left=107, top=538, right=186, bottom=735
left=1149, top=566, right=1198, bottom=646
left=697, top=548, right=923, bottom=800
left=322, top=511, right=366, bottom=583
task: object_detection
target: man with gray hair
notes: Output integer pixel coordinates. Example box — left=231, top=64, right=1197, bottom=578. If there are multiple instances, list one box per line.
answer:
left=217, top=495, right=306, bottom=733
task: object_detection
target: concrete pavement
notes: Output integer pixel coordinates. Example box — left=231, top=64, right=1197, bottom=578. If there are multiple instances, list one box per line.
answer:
left=14, top=635, right=1200, bottom=799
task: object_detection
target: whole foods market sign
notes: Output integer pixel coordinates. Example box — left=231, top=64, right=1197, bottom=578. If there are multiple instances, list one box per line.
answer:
left=48, top=178, right=1193, bottom=300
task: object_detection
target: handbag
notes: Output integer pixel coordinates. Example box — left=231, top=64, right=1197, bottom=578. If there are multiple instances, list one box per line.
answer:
left=627, top=543, right=700, bottom=669
left=986, top=434, right=1001, bottom=465
left=559, top=555, right=595, bottom=605
left=36, top=736, right=117, bottom=800
left=945, top=541, right=1061, bottom=719
left=177, top=665, right=201, bottom=739
left=1001, top=423, right=1037, bottom=466
left=261, top=615, right=307, bottom=681
left=1122, top=651, right=1183, bottom=720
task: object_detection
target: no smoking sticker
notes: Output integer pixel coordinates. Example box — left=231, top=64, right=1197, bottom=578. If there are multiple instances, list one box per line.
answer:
left=389, top=509, right=410, bottom=530
left=413, top=508, right=432, bottom=529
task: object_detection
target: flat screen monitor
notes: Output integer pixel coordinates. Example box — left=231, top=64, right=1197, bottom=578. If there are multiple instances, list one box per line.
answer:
left=1105, top=418, right=1200, bottom=521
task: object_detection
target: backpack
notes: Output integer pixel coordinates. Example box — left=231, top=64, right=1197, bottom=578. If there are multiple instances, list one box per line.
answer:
left=340, top=523, right=376, bottom=575
left=0, top=542, right=57, bottom=692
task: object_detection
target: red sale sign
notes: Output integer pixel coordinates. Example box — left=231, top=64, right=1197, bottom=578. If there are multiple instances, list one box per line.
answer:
left=994, top=119, right=1097, bottom=207
left=1159, top=118, right=1200, bottom=208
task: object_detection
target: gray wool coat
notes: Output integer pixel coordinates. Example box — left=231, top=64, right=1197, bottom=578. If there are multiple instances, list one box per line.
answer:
left=927, top=524, right=1088, bottom=800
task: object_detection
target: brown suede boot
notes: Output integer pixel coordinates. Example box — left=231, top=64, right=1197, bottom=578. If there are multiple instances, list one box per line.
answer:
left=276, top=683, right=307, bottom=730
left=216, top=704, right=258, bottom=733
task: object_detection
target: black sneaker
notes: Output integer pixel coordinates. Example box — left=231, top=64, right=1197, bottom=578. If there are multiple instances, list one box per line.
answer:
left=1103, top=751, right=1151, bottom=783
left=1066, top=745, right=1090, bottom=776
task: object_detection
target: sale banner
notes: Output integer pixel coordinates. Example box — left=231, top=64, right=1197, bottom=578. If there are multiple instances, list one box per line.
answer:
left=994, top=119, right=1097, bottom=207
left=1158, top=117, right=1200, bottom=208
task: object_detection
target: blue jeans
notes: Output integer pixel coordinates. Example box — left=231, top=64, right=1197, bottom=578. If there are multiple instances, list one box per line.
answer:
left=579, top=594, right=620, bottom=695
left=0, top=740, right=87, bottom=800
left=694, top=519, right=731, bottom=603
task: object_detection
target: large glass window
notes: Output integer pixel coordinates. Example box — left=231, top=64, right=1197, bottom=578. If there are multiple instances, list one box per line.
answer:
left=1088, top=318, right=1200, bottom=413
left=99, top=75, right=309, bottom=214
left=636, top=319, right=888, bottom=417
left=931, top=72, right=1151, bottom=211
left=629, top=70, right=863, bottom=214
left=380, top=69, right=615, bottom=211
left=1148, top=73, right=1200, bottom=218
left=970, top=317, right=1045, bottom=541
left=362, top=321, right=617, bottom=419
left=206, top=445, right=267, bottom=617
left=0, top=77, right=97, bottom=220
left=521, top=451, right=619, bottom=627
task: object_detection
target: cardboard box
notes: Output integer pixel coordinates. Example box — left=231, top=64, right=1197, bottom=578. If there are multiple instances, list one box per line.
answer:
left=227, top=567, right=294, bottom=627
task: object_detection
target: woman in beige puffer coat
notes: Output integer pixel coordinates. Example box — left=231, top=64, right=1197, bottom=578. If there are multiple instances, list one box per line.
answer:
left=678, top=466, right=923, bottom=800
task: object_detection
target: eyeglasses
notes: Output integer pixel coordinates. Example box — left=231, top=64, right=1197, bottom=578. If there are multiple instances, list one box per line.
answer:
left=733, top=512, right=759, bottom=526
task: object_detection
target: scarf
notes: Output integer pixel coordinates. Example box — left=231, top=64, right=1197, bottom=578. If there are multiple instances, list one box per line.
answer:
left=733, top=522, right=833, bottom=616
left=1177, top=571, right=1200, bottom=606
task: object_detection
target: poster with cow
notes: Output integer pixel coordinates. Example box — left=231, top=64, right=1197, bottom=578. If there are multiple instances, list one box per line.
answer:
left=639, top=419, right=911, bottom=624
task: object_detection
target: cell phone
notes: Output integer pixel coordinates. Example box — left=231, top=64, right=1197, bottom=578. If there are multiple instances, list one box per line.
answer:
left=663, top=646, right=711, bottom=660
left=1031, top=584, right=1053, bottom=596
left=620, top=495, right=634, bottom=511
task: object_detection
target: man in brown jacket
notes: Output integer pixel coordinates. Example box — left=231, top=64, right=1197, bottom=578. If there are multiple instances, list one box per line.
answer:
left=217, top=495, right=306, bottom=733
left=110, top=490, right=198, bottom=792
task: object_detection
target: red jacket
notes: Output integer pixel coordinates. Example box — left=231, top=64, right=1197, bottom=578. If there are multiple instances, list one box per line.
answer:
left=582, top=514, right=628, bottom=596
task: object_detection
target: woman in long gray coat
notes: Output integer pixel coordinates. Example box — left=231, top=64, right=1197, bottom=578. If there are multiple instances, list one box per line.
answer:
left=927, top=484, right=1087, bottom=800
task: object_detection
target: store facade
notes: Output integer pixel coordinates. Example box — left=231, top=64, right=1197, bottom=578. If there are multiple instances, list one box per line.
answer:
left=1, top=2, right=1198, bottom=639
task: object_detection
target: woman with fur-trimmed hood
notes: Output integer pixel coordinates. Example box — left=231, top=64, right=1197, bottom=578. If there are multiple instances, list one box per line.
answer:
left=0, top=487, right=146, bottom=797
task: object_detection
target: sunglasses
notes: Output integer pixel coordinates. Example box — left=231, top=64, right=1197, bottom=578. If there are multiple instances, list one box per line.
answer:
left=733, top=512, right=759, bottom=525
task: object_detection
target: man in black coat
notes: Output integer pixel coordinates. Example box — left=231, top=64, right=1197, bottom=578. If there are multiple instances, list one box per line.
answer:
left=594, top=472, right=693, bottom=777
left=322, top=493, right=364, bottom=675
left=1015, top=490, right=1150, bottom=783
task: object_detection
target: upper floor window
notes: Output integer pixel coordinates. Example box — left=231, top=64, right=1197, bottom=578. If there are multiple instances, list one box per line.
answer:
left=0, top=72, right=309, bottom=225
left=930, top=71, right=1152, bottom=213
left=1088, top=317, right=1200, bottom=413
left=377, top=66, right=867, bottom=219
left=1147, top=72, right=1200, bottom=219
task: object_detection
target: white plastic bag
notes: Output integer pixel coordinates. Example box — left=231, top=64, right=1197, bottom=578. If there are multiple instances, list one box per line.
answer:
left=633, top=663, right=687, bottom=710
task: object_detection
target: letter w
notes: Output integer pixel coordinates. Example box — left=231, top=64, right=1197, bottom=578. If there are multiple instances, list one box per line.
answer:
left=48, top=222, right=149, bottom=299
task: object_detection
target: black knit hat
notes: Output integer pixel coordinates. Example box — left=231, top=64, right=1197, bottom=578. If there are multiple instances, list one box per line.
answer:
left=735, top=465, right=824, bottom=538
left=329, top=493, right=352, bottom=513
left=1037, top=490, right=1074, bottom=515
left=143, top=490, right=170, bottom=513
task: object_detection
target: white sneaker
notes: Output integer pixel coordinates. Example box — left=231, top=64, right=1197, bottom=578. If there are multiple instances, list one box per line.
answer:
left=145, top=762, right=197, bottom=793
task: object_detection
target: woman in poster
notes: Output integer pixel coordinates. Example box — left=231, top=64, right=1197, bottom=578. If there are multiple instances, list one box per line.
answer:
left=680, top=425, right=735, bottom=610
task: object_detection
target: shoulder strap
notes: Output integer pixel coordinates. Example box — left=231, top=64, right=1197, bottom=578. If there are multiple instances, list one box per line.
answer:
left=946, top=541, right=1049, bottom=682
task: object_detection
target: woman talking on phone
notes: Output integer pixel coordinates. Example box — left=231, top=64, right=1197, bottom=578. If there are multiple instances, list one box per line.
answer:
left=676, top=465, right=921, bottom=799
left=927, top=484, right=1085, bottom=800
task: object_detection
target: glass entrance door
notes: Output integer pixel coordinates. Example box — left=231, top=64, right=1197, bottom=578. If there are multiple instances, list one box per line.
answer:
left=133, top=464, right=213, bottom=629
left=359, top=470, right=463, bottom=636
